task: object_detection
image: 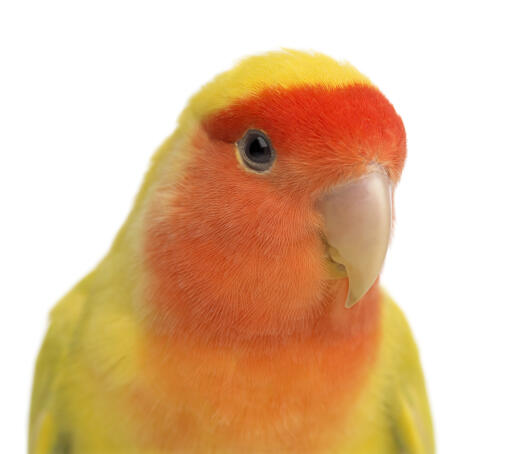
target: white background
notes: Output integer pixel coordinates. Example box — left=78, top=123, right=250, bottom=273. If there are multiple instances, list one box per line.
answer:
left=1, top=1, right=510, bottom=452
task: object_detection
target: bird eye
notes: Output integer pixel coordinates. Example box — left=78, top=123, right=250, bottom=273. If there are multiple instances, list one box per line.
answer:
left=237, top=129, right=276, bottom=172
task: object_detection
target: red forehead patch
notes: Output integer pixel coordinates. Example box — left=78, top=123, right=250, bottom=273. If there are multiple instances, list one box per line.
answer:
left=203, top=84, right=406, bottom=181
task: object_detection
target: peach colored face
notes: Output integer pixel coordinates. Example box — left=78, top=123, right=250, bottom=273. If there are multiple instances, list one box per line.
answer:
left=143, top=84, right=406, bottom=340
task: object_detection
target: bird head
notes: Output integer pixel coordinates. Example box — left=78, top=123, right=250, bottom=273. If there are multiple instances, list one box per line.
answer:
left=133, top=51, right=406, bottom=340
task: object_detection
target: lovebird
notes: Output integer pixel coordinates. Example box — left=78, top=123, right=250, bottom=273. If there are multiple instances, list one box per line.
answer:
left=29, top=50, right=434, bottom=454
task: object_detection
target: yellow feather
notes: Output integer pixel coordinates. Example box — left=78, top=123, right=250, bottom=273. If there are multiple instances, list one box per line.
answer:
left=179, top=49, right=371, bottom=129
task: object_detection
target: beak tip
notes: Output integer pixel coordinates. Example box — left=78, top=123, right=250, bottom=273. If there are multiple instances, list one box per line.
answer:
left=344, top=291, right=359, bottom=309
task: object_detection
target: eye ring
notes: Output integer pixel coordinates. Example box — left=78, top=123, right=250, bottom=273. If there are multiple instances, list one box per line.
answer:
left=237, top=129, right=276, bottom=172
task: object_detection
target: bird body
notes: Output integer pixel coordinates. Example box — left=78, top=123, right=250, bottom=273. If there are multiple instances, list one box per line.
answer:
left=30, top=51, right=434, bottom=454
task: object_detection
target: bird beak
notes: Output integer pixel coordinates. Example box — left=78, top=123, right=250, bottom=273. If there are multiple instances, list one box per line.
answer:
left=318, top=171, right=392, bottom=308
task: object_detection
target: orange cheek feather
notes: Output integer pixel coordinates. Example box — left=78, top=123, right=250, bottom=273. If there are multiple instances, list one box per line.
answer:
left=143, top=127, right=329, bottom=339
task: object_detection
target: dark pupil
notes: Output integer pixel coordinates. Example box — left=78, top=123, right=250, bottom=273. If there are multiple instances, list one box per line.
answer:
left=248, top=136, right=271, bottom=162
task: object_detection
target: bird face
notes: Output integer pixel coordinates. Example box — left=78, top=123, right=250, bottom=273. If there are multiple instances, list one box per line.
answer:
left=204, top=84, right=405, bottom=307
left=141, top=53, right=406, bottom=339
